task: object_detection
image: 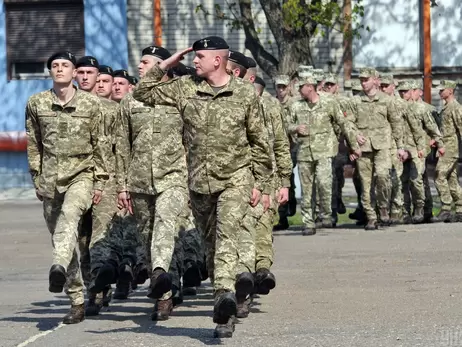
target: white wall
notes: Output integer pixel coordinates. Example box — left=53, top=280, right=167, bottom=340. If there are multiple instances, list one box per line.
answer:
left=353, top=0, right=420, bottom=69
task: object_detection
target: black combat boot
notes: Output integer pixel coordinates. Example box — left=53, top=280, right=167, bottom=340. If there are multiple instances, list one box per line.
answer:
left=302, top=228, right=316, bottom=236
left=49, top=264, right=66, bottom=293
left=63, top=304, right=85, bottom=324
left=213, top=316, right=236, bottom=338
left=213, top=290, right=237, bottom=324
left=183, top=261, right=202, bottom=288
left=273, top=217, right=289, bottom=231
left=85, top=292, right=103, bottom=316
left=412, top=207, right=424, bottom=224
left=89, top=261, right=118, bottom=294
left=365, top=219, right=378, bottom=230
left=432, top=209, right=452, bottom=223
left=235, top=272, right=254, bottom=299
left=255, top=268, right=276, bottom=295
left=147, top=268, right=172, bottom=299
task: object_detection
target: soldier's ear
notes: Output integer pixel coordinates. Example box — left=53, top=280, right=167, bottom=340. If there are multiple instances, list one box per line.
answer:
left=72, top=69, right=77, bottom=79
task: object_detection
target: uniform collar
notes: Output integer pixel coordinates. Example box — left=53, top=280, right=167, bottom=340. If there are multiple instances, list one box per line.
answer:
left=50, top=85, right=80, bottom=108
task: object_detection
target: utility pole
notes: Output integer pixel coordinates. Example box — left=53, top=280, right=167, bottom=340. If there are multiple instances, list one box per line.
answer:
left=423, top=0, right=432, bottom=103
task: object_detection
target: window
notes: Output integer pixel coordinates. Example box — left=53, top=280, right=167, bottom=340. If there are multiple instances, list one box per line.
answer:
left=5, top=0, right=85, bottom=80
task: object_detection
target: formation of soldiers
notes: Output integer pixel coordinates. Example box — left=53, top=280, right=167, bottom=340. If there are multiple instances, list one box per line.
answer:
left=25, top=34, right=462, bottom=339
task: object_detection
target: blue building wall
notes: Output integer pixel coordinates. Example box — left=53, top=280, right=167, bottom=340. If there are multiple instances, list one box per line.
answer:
left=0, top=0, right=128, bottom=189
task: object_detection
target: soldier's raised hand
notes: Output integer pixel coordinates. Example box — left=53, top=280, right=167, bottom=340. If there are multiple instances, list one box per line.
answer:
left=159, top=48, right=193, bottom=70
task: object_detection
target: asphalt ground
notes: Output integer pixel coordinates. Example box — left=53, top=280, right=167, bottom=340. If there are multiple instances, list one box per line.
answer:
left=1, top=201, right=462, bottom=347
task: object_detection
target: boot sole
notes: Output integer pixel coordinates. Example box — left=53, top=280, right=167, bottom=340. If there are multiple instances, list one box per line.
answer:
left=235, top=276, right=254, bottom=298
left=147, top=273, right=172, bottom=299
left=49, top=269, right=66, bottom=293
left=213, top=297, right=237, bottom=324
left=259, top=275, right=276, bottom=293
left=183, top=264, right=202, bottom=288
left=63, top=315, right=85, bottom=324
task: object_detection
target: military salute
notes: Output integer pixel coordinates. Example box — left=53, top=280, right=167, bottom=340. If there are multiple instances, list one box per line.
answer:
left=25, top=36, right=462, bottom=339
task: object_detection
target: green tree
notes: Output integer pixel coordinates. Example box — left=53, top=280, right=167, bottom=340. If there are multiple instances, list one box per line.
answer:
left=196, top=0, right=367, bottom=77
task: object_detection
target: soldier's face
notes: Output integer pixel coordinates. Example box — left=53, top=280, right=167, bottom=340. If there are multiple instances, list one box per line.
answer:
left=439, top=88, right=452, bottom=100
left=138, top=55, right=161, bottom=78
left=380, top=83, right=394, bottom=96
left=299, top=83, right=314, bottom=99
left=324, top=82, right=338, bottom=94
left=112, top=77, right=130, bottom=102
left=360, top=77, right=376, bottom=93
left=316, top=81, right=324, bottom=92
left=399, top=90, right=412, bottom=101
left=50, top=59, right=76, bottom=84
left=276, top=84, right=289, bottom=100
left=75, top=67, right=99, bottom=92
left=96, top=74, right=113, bottom=98
left=193, top=50, right=223, bottom=77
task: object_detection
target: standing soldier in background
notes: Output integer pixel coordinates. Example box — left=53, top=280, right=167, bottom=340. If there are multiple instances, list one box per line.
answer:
left=133, top=37, right=272, bottom=338
left=348, top=68, right=405, bottom=230
left=432, top=80, right=461, bottom=222
left=26, top=51, right=108, bottom=324
left=411, top=79, right=444, bottom=222
left=273, top=74, right=297, bottom=231
left=324, top=73, right=353, bottom=224
left=116, top=45, right=189, bottom=321
left=288, top=74, right=360, bottom=235
left=111, top=70, right=131, bottom=103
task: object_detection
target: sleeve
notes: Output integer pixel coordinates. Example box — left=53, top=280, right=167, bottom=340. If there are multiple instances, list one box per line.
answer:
left=271, top=102, right=292, bottom=188
left=387, top=98, right=404, bottom=149
left=132, top=65, right=182, bottom=107
left=287, top=103, right=299, bottom=134
left=90, top=101, right=110, bottom=191
left=405, top=106, right=426, bottom=152
left=115, top=99, right=132, bottom=192
left=25, top=101, right=42, bottom=190
left=332, top=100, right=360, bottom=151
left=247, top=96, right=273, bottom=194
left=422, top=109, right=444, bottom=148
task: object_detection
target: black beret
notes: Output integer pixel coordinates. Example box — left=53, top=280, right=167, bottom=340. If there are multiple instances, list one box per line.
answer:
left=127, top=76, right=138, bottom=85
left=141, top=45, right=172, bottom=61
left=192, top=36, right=229, bottom=51
left=246, top=56, right=257, bottom=68
left=47, top=51, right=76, bottom=69
left=76, top=56, right=99, bottom=69
left=113, top=69, right=130, bottom=81
left=254, top=76, right=266, bottom=88
left=98, top=65, right=113, bottom=76
left=228, top=50, right=249, bottom=69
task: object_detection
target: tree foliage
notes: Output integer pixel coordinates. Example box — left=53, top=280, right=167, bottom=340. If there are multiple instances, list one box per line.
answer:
left=195, top=0, right=368, bottom=77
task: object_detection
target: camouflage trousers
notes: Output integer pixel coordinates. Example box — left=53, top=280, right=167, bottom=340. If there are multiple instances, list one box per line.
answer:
left=356, top=150, right=391, bottom=221
left=42, top=179, right=93, bottom=305
left=239, top=201, right=264, bottom=274
left=132, top=187, right=188, bottom=299
left=190, top=184, right=252, bottom=293
left=402, top=157, right=425, bottom=215
left=298, top=158, right=333, bottom=228
left=255, top=194, right=278, bottom=271
left=390, top=149, right=404, bottom=215
left=434, top=156, right=462, bottom=212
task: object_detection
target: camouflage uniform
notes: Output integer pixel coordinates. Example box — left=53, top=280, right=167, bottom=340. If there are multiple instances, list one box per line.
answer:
left=434, top=82, right=462, bottom=213
left=116, top=92, right=188, bottom=300
left=26, top=87, right=108, bottom=305
left=288, top=76, right=358, bottom=229
left=133, top=66, right=272, bottom=293
left=348, top=68, right=404, bottom=224
left=239, top=90, right=292, bottom=273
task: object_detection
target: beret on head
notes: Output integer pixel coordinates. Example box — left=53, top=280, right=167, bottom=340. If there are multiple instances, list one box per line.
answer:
left=113, top=69, right=130, bottom=81
left=98, top=65, right=114, bottom=76
left=192, top=36, right=229, bottom=51
left=47, top=51, right=76, bottom=69
left=141, top=45, right=172, bottom=60
left=228, top=50, right=250, bottom=69
left=127, top=76, right=138, bottom=85
left=246, top=56, right=257, bottom=68
left=76, top=56, right=99, bottom=69
left=254, top=76, right=266, bottom=88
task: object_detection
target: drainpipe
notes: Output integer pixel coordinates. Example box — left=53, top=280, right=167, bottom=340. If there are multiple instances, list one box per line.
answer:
left=154, top=0, right=162, bottom=45
left=423, top=0, right=432, bottom=103
left=343, top=0, right=353, bottom=81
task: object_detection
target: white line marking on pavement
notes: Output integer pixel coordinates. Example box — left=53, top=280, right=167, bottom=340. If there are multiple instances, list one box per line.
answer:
left=16, top=323, right=64, bottom=347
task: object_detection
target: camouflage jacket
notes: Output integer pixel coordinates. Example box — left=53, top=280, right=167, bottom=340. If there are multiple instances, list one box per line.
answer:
left=287, top=95, right=358, bottom=161
left=349, top=91, right=403, bottom=152
left=99, top=97, right=119, bottom=176
left=409, top=100, right=443, bottom=155
left=115, top=93, right=187, bottom=195
left=133, top=66, right=272, bottom=194
left=440, top=99, right=462, bottom=158
left=260, top=90, right=292, bottom=188
left=420, top=100, right=442, bottom=129
left=26, top=87, right=108, bottom=198
left=393, top=97, right=426, bottom=158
